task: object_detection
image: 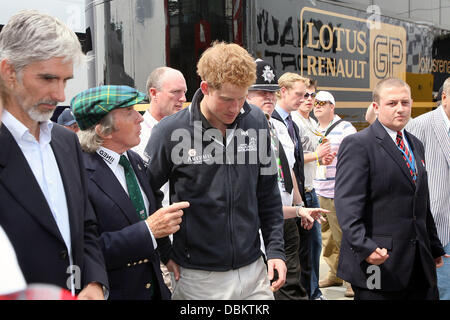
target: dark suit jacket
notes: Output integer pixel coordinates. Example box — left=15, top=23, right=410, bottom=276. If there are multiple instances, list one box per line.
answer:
left=82, top=150, right=171, bottom=300
left=0, top=124, right=108, bottom=293
left=334, top=119, right=445, bottom=291
left=271, top=110, right=306, bottom=201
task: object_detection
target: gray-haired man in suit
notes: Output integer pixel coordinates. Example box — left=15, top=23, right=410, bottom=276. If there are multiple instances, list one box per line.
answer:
left=406, top=77, right=450, bottom=299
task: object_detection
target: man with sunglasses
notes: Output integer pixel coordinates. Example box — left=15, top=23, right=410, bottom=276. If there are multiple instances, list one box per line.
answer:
left=313, top=91, right=357, bottom=297
left=292, top=81, right=334, bottom=300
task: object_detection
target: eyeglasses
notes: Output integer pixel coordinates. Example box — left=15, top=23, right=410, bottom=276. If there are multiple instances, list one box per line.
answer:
left=304, top=92, right=316, bottom=99
left=314, top=100, right=329, bottom=106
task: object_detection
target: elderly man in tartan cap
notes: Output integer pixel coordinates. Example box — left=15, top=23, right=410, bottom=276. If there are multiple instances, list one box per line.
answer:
left=72, top=85, right=189, bottom=300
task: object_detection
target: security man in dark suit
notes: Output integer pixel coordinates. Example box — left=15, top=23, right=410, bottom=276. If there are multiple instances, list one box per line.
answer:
left=72, top=85, right=189, bottom=299
left=335, top=78, right=446, bottom=300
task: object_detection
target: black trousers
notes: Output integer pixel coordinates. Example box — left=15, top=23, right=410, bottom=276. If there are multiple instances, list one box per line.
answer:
left=353, top=245, right=439, bottom=300
left=274, top=218, right=308, bottom=300
left=296, top=217, right=311, bottom=297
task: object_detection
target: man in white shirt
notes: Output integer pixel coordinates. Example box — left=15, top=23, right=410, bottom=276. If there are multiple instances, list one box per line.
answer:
left=313, top=91, right=357, bottom=297
left=291, top=81, right=334, bottom=300
left=133, top=66, right=187, bottom=164
left=73, top=85, right=189, bottom=300
left=247, top=60, right=327, bottom=300
left=132, top=67, right=187, bottom=290
left=0, top=10, right=108, bottom=299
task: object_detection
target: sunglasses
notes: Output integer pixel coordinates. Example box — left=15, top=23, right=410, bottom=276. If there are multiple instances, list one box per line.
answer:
left=304, top=92, right=316, bottom=99
left=314, top=100, right=330, bottom=106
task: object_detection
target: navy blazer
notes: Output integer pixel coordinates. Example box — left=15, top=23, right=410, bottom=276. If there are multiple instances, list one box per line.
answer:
left=82, top=149, right=170, bottom=300
left=335, top=119, right=445, bottom=291
left=0, top=124, right=108, bottom=293
left=271, top=109, right=306, bottom=201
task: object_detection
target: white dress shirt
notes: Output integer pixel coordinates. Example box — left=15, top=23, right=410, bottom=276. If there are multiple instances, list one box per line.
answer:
left=380, top=123, right=413, bottom=154
left=132, top=110, right=170, bottom=207
left=2, top=110, right=72, bottom=257
left=270, top=117, right=295, bottom=206
left=96, top=146, right=157, bottom=249
left=292, top=111, right=320, bottom=189
left=133, top=110, right=159, bottom=162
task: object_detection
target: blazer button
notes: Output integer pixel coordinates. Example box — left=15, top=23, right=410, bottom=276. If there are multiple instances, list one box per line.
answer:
left=145, top=283, right=151, bottom=289
left=60, top=250, right=68, bottom=260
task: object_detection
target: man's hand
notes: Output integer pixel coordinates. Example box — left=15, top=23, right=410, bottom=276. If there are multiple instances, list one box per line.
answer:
left=298, top=207, right=328, bottom=230
left=435, top=254, right=450, bottom=268
left=321, top=152, right=336, bottom=166
left=365, top=248, right=389, bottom=265
left=267, top=258, right=286, bottom=292
left=316, top=142, right=331, bottom=159
left=77, top=282, right=104, bottom=300
left=166, top=259, right=180, bottom=281
left=146, top=202, right=190, bottom=238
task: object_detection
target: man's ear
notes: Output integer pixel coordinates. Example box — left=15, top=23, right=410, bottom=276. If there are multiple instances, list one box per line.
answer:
left=149, top=87, right=158, bottom=101
left=95, top=123, right=112, bottom=140
left=200, top=81, right=209, bottom=96
left=372, top=101, right=380, bottom=115
left=0, top=59, right=18, bottom=88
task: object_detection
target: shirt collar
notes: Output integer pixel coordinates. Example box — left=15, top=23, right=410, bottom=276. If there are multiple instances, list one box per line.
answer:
left=1, top=109, right=53, bottom=145
left=142, top=110, right=159, bottom=128
left=439, top=105, right=450, bottom=133
left=380, top=121, right=405, bottom=143
left=96, top=146, right=128, bottom=171
left=275, top=104, right=290, bottom=121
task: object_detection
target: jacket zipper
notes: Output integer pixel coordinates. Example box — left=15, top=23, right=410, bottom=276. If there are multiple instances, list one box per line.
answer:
left=225, top=144, right=235, bottom=269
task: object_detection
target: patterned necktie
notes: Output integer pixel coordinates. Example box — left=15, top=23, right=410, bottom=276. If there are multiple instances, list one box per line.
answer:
left=396, top=131, right=416, bottom=182
left=119, top=155, right=147, bottom=220
left=269, top=122, right=293, bottom=194
left=285, top=114, right=298, bottom=148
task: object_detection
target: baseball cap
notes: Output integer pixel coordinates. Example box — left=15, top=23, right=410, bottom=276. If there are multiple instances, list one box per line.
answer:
left=315, top=91, right=336, bottom=105
left=57, top=108, right=76, bottom=126
left=71, top=85, right=146, bottom=130
left=249, top=59, right=280, bottom=92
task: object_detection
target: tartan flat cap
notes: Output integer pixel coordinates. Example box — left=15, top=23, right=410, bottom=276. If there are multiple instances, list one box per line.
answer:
left=71, top=85, right=146, bottom=130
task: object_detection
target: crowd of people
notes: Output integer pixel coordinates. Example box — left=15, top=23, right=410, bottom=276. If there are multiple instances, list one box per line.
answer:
left=0, top=10, right=449, bottom=301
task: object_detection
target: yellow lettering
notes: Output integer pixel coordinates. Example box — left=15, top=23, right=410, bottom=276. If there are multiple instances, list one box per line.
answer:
left=318, top=57, right=326, bottom=76
left=327, top=58, right=336, bottom=76
left=307, top=22, right=319, bottom=49
left=354, top=60, right=360, bottom=79
left=432, top=59, right=438, bottom=73
left=345, top=59, right=353, bottom=77
left=357, top=31, right=367, bottom=54
left=333, top=27, right=345, bottom=52
left=308, top=55, right=317, bottom=76
left=359, top=61, right=367, bottom=77
left=336, top=59, right=345, bottom=78
left=345, top=29, right=357, bottom=54
left=319, top=25, right=333, bottom=51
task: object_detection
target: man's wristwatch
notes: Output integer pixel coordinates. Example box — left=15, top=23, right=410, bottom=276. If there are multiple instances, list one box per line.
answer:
left=294, top=202, right=305, bottom=218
